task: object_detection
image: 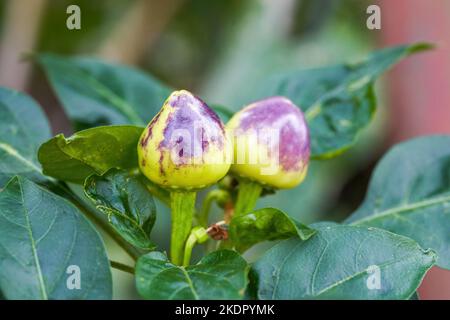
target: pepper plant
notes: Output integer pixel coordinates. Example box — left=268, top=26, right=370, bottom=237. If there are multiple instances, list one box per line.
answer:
left=0, top=43, right=449, bottom=300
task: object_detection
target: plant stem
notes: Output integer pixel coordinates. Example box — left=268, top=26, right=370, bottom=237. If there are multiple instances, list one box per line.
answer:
left=170, top=190, right=196, bottom=265
left=233, top=179, right=262, bottom=217
left=198, top=189, right=229, bottom=226
left=183, top=233, right=198, bottom=267
left=182, top=226, right=209, bottom=266
left=110, top=260, right=135, bottom=274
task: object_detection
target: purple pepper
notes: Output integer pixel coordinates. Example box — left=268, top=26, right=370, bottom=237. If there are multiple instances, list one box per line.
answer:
left=137, top=90, right=231, bottom=189
left=226, top=96, right=310, bottom=189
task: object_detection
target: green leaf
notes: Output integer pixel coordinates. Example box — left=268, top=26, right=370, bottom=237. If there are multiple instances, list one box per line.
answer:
left=136, top=250, right=249, bottom=300
left=84, top=169, right=156, bottom=250
left=0, top=176, right=112, bottom=299
left=0, top=87, right=51, bottom=186
left=38, top=125, right=143, bottom=184
left=254, top=43, right=432, bottom=158
left=252, top=223, right=436, bottom=299
left=37, top=54, right=171, bottom=129
left=229, top=207, right=316, bottom=252
left=346, top=135, right=450, bottom=269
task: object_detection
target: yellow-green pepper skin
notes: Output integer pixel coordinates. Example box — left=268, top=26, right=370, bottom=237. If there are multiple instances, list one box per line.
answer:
left=226, top=96, right=310, bottom=189
left=138, top=90, right=230, bottom=189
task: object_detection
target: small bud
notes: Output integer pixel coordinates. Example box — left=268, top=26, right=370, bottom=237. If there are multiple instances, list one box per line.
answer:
left=138, top=90, right=230, bottom=189
left=227, top=96, right=310, bottom=189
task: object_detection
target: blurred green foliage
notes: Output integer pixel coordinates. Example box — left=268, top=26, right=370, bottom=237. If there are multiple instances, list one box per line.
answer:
left=2, top=0, right=383, bottom=299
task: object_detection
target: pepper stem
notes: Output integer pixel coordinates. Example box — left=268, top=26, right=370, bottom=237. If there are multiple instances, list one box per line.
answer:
left=234, top=179, right=263, bottom=217
left=183, top=226, right=209, bottom=266
left=170, top=190, right=196, bottom=265
left=198, top=189, right=230, bottom=226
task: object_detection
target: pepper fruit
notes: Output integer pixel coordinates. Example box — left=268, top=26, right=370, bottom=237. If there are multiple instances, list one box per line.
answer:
left=138, top=90, right=231, bottom=190
left=226, top=96, right=310, bottom=189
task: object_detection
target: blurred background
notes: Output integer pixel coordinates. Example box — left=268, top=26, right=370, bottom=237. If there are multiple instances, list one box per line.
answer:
left=0, top=0, right=449, bottom=299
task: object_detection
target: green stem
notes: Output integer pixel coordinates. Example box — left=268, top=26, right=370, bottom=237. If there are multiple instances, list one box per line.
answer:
left=183, top=226, right=209, bottom=266
left=183, top=233, right=198, bottom=267
left=198, top=189, right=229, bottom=226
left=170, top=190, right=196, bottom=265
left=110, top=260, right=135, bottom=274
left=234, top=179, right=262, bottom=217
